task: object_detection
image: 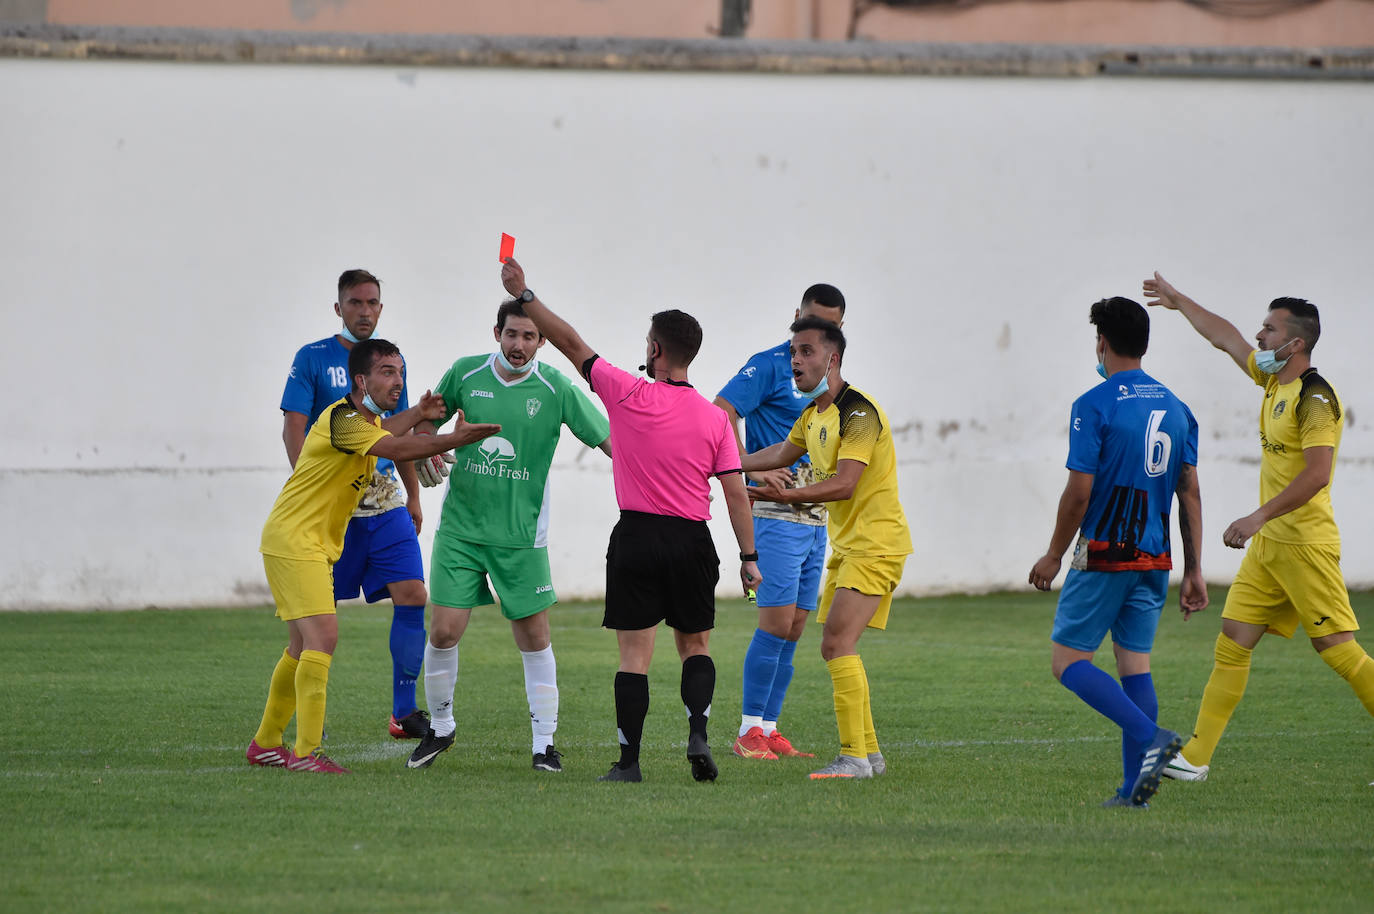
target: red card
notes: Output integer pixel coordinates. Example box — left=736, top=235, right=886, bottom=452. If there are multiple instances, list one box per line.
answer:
left=499, top=233, right=515, bottom=263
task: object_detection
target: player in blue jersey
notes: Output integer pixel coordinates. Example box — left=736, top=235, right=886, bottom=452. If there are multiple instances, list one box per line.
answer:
left=1028, top=296, right=1208, bottom=808
left=280, top=269, right=432, bottom=740
left=714, top=284, right=846, bottom=761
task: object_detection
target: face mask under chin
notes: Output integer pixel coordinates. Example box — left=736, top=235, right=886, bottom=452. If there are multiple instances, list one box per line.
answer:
left=496, top=348, right=536, bottom=375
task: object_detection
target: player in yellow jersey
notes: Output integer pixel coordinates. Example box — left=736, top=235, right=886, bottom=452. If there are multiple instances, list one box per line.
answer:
left=1145, top=273, right=1374, bottom=785
left=742, top=316, right=912, bottom=779
left=248, top=338, right=501, bottom=773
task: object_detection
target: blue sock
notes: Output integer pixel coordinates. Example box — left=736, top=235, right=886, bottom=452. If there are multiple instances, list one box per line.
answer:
left=390, top=604, right=426, bottom=718
left=1060, top=660, right=1157, bottom=749
left=763, top=637, right=798, bottom=723
left=1118, top=672, right=1158, bottom=797
left=741, top=629, right=786, bottom=720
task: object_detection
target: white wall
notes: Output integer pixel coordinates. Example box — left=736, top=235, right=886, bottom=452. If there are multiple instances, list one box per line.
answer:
left=3, top=58, right=1372, bottom=609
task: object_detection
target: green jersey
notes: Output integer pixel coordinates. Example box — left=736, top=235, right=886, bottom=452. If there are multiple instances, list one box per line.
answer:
left=432, top=354, right=610, bottom=548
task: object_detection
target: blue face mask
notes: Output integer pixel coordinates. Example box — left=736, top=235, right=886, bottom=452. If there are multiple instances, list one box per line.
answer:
left=496, top=348, right=536, bottom=376
left=340, top=324, right=363, bottom=344
left=799, top=372, right=830, bottom=401
left=357, top=379, right=386, bottom=415
left=1255, top=337, right=1298, bottom=375
left=1096, top=361, right=1109, bottom=380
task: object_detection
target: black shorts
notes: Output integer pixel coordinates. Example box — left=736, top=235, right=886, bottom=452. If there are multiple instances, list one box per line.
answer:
left=604, top=511, right=719, bottom=633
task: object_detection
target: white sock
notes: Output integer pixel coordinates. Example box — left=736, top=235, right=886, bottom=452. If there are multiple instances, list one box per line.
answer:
left=424, top=642, right=458, bottom=737
left=521, top=645, right=558, bottom=755
left=762, top=719, right=778, bottom=736
left=739, top=714, right=764, bottom=738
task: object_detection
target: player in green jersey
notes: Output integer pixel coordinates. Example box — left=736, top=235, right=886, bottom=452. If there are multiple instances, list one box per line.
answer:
left=406, top=299, right=611, bottom=771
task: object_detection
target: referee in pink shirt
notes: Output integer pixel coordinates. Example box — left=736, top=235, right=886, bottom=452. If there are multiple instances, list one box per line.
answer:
left=500, top=258, right=761, bottom=783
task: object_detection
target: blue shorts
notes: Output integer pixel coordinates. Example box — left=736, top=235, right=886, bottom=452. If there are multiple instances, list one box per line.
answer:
left=1051, top=568, right=1169, bottom=654
left=333, top=507, right=425, bottom=603
left=754, top=516, right=827, bottom=611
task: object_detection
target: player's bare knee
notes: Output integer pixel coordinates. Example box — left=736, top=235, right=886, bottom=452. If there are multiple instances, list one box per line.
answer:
left=428, top=611, right=464, bottom=648
left=512, top=613, right=551, bottom=652
left=1312, top=630, right=1355, bottom=653
left=388, top=579, right=427, bottom=607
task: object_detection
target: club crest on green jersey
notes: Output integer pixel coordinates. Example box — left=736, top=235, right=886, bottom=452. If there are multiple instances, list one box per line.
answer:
left=527, top=398, right=542, bottom=418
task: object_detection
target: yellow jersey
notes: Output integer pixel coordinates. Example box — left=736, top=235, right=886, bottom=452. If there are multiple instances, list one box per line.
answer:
left=261, top=397, right=391, bottom=562
left=1247, top=350, right=1343, bottom=545
left=787, top=383, right=912, bottom=558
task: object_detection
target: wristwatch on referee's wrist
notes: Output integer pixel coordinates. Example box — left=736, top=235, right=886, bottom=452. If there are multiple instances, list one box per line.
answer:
left=517, top=288, right=535, bottom=303
left=740, top=552, right=759, bottom=562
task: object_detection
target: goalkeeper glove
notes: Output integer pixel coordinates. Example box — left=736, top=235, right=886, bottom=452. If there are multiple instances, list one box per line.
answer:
left=417, top=451, right=456, bottom=487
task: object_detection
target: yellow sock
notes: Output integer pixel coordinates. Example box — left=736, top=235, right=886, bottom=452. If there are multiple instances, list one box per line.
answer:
left=1184, top=633, right=1252, bottom=766
left=252, top=648, right=298, bottom=748
left=1319, top=640, right=1374, bottom=717
left=857, top=656, right=879, bottom=756
left=293, top=650, right=332, bottom=758
left=826, top=654, right=867, bottom=759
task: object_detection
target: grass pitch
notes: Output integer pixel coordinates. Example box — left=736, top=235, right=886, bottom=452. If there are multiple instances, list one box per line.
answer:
left=2, top=589, right=1372, bottom=912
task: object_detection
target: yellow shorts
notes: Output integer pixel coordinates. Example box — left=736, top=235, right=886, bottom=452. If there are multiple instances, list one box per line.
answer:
left=817, top=552, right=908, bottom=631
left=1222, top=534, right=1359, bottom=639
left=262, top=555, right=337, bottom=621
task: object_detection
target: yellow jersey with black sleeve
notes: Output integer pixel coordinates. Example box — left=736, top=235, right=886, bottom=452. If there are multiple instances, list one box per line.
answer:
left=1246, top=350, right=1343, bottom=545
left=787, top=383, right=912, bottom=558
left=261, top=397, right=391, bottom=562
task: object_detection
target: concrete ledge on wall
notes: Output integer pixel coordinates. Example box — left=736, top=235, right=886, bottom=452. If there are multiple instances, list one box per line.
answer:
left=2, top=23, right=1373, bottom=79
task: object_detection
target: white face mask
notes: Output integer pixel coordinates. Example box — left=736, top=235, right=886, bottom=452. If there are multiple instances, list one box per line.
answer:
left=496, top=348, right=536, bottom=376
left=1255, top=337, right=1299, bottom=375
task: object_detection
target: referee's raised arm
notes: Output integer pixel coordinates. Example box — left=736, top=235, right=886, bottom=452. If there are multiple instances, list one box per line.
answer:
left=500, top=258, right=596, bottom=372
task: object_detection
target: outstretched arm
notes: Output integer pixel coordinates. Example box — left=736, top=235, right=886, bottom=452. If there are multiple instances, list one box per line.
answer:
left=499, top=258, right=595, bottom=370
left=1174, top=463, right=1208, bottom=619
left=1142, top=272, right=1253, bottom=373
left=1028, top=470, right=1093, bottom=591
left=370, top=407, right=501, bottom=462
left=714, top=395, right=793, bottom=489
left=740, top=440, right=807, bottom=475
left=750, top=457, right=863, bottom=505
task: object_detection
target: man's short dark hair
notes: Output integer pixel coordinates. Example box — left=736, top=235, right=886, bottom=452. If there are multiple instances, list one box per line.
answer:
left=496, top=298, right=540, bottom=336
left=801, top=283, right=846, bottom=315
left=650, top=310, right=703, bottom=366
left=349, top=338, right=401, bottom=386
left=1090, top=297, right=1149, bottom=359
left=1270, top=297, right=1321, bottom=352
left=338, top=268, right=381, bottom=300
left=790, top=315, right=847, bottom=361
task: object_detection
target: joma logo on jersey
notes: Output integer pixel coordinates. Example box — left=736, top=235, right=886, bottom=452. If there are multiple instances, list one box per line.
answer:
left=470, top=390, right=495, bottom=399
left=526, top=398, right=542, bottom=418
left=1272, top=399, right=1287, bottom=419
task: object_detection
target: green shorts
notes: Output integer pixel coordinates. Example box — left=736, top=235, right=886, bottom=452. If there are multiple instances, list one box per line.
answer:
left=429, top=535, right=556, bottom=620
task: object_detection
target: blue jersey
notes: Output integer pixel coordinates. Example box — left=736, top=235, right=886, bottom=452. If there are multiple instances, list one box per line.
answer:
left=1067, top=369, right=1198, bottom=572
left=717, top=341, right=812, bottom=468
left=280, top=335, right=409, bottom=479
